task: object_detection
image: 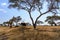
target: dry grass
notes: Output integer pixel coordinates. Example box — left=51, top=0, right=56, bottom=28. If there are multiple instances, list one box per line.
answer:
left=0, top=26, right=60, bottom=40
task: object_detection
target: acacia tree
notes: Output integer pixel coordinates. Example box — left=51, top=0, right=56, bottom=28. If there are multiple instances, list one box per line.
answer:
left=8, top=0, right=60, bottom=29
left=57, top=22, right=60, bottom=26
left=45, top=15, right=60, bottom=26
left=3, top=21, right=10, bottom=26
left=36, top=20, right=43, bottom=25
left=7, top=16, right=16, bottom=28
left=9, top=16, right=21, bottom=27
left=9, top=18, right=14, bottom=28
left=13, top=16, right=22, bottom=27
left=47, top=20, right=56, bottom=26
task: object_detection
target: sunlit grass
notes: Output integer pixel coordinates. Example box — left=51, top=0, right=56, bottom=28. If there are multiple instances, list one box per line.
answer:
left=0, top=26, right=60, bottom=40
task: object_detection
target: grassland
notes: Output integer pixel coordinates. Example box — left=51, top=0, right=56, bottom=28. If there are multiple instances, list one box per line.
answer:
left=0, top=26, right=60, bottom=40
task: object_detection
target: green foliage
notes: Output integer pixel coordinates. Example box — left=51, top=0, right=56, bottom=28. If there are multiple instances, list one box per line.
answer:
left=36, top=20, right=43, bottom=24
left=45, top=15, right=60, bottom=22
left=8, top=0, right=60, bottom=28
left=45, top=15, right=60, bottom=26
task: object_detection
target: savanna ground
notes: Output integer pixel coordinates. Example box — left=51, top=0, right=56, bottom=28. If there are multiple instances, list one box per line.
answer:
left=0, top=26, right=60, bottom=40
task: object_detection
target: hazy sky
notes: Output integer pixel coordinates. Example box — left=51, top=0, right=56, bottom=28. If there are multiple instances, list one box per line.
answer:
left=0, top=0, right=55, bottom=25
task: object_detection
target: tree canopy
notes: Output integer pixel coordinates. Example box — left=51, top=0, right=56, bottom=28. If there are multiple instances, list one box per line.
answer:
left=8, top=0, right=60, bottom=29
left=45, top=15, right=60, bottom=26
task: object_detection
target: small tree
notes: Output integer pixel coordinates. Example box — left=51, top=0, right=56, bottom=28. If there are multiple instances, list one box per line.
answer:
left=8, top=0, right=60, bottom=29
left=7, top=16, right=16, bottom=28
left=48, top=20, right=57, bottom=26
left=45, top=16, right=56, bottom=26
left=3, top=22, right=7, bottom=26
left=14, top=16, right=22, bottom=27
left=3, top=21, right=10, bottom=26
left=57, top=22, right=60, bottom=26
left=26, top=23, right=31, bottom=26
left=9, top=19, right=14, bottom=28
left=36, top=20, right=43, bottom=25
left=9, top=16, right=21, bottom=27
left=45, top=15, right=60, bottom=26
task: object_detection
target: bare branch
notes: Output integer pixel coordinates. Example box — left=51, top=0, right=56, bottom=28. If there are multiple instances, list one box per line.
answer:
left=35, top=9, right=51, bottom=25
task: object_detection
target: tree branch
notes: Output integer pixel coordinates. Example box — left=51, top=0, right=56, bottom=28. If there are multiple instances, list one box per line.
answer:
left=35, top=10, right=51, bottom=25
left=28, top=6, right=34, bottom=25
left=29, top=11, right=34, bottom=25
left=50, top=11, right=56, bottom=14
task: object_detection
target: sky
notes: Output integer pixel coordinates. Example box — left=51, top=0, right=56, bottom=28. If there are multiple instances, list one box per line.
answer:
left=0, top=0, right=56, bottom=25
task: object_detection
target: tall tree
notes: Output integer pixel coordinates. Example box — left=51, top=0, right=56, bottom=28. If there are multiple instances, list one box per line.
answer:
left=8, top=0, right=60, bottom=29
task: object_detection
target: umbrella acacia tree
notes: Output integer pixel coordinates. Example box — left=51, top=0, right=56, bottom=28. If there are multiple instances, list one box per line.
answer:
left=3, top=16, right=21, bottom=28
left=13, top=16, right=22, bottom=27
left=9, top=16, right=21, bottom=27
left=8, top=0, right=60, bottom=29
left=45, top=15, right=60, bottom=26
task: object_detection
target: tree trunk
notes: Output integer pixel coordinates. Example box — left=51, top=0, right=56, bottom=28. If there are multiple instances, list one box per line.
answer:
left=33, top=23, right=36, bottom=29
left=15, top=22, right=19, bottom=27
left=28, top=6, right=50, bottom=29
left=10, top=25, right=12, bottom=28
left=28, top=11, right=35, bottom=29
left=10, top=24, right=12, bottom=28
left=54, top=23, right=57, bottom=26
